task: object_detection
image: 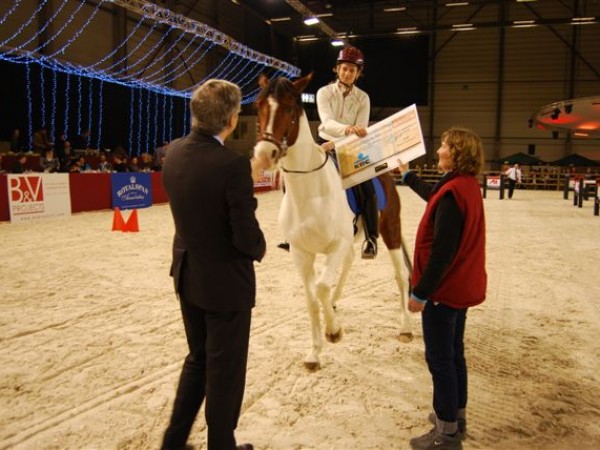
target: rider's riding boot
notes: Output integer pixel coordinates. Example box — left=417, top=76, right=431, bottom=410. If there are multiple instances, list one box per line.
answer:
left=361, top=193, right=379, bottom=260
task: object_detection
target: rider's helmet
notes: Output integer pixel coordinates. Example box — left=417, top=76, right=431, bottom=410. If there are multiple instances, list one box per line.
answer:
left=336, top=46, right=365, bottom=68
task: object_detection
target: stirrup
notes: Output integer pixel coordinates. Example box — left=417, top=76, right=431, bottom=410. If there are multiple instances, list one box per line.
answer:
left=361, top=239, right=377, bottom=260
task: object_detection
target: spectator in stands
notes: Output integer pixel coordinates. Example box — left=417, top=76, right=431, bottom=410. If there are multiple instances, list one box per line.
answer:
left=40, top=148, right=60, bottom=173
left=73, top=128, right=92, bottom=150
left=32, top=127, right=53, bottom=154
left=58, top=140, right=74, bottom=172
left=160, top=79, right=265, bottom=450
left=10, top=128, right=22, bottom=153
left=0, top=153, right=5, bottom=173
left=400, top=126, right=487, bottom=450
left=504, top=163, right=522, bottom=199
left=69, top=156, right=91, bottom=173
left=153, top=141, right=169, bottom=170
left=112, top=154, right=128, bottom=172
left=128, top=156, right=140, bottom=172
left=152, top=155, right=166, bottom=172
left=11, top=153, right=28, bottom=173
left=97, top=153, right=113, bottom=172
left=139, top=153, right=153, bottom=172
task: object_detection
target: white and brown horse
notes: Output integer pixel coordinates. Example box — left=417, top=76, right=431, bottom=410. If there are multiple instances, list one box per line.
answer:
left=253, top=74, right=412, bottom=370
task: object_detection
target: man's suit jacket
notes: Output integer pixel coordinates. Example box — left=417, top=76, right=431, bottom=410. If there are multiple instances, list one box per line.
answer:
left=162, top=129, right=266, bottom=311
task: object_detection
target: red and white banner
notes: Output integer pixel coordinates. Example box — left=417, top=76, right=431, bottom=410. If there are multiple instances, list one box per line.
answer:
left=486, top=176, right=501, bottom=188
left=8, top=174, right=71, bottom=223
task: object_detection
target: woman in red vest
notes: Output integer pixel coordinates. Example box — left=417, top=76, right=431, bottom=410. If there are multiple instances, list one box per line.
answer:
left=400, top=127, right=487, bottom=450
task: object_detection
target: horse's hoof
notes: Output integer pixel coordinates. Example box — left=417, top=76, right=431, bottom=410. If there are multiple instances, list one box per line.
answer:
left=326, top=328, right=343, bottom=343
left=398, top=332, right=414, bottom=343
left=304, top=361, right=321, bottom=371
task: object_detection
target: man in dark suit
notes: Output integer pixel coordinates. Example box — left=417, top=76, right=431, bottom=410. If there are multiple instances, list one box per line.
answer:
left=161, top=79, right=266, bottom=450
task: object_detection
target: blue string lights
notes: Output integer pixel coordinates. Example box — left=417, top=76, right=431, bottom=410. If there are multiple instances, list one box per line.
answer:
left=0, top=0, right=300, bottom=152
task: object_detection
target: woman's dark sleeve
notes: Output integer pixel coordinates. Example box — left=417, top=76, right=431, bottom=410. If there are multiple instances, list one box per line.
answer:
left=412, top=191, right=464, bottom=299
left=403, top=171, right=433, bottom=201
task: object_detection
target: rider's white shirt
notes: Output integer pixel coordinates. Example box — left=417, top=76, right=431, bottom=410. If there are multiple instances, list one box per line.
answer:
left=316, top=81, right=370, bottom=142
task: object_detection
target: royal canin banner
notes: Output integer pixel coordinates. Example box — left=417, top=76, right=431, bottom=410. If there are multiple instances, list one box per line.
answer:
left=111, top=172, right=153, bottom=210
left=7, top=174, right=71, bottom=223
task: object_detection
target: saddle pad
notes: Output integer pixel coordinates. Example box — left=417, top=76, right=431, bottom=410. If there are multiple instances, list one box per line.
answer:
left=346, top=177, right=387, bottom=215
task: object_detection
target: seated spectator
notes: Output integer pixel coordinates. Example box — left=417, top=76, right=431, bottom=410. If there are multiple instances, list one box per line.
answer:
left=152, top=155, right=166, bottom=172
left=139, top=153, right=153, bottom=172
left=32, top=127, right=53, bottom=154
left=0, top=153, right=5, bottom=173
left=97, top=153, right=113, bottom=172
left=58, top=140, right=74, bottom=172
left=40, top=148, right=60, bottom=173
left=128, top=156, right=140, bottom=172
left=69, top=156, right=91, bottom=173
left=112, top=154, right=128, bottom=172
left=11, top=153, right=28, bottom=173
left=153, top=141, right=169, bottom=170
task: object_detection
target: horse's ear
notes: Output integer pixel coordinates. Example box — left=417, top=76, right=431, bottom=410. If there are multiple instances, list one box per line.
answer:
left=292, top=72, right=313, bottom=94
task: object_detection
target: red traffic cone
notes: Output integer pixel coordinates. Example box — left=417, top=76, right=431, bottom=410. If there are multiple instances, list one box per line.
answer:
left=112, top=207, right=125, bottom=231
left=123, top=208, right=139, bottom=232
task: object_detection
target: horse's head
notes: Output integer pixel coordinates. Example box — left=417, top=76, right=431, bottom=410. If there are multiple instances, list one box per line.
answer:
left=253, top=73, right=313, bottom=169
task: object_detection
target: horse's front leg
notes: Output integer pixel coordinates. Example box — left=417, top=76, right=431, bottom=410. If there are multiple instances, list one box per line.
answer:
left=291, top=249, right=323, bottom=371
left=316, top=239, right=351, bottom=340
left=330, top=245, right=354, bottom=309
left=388, top=248, right=413, bottom=342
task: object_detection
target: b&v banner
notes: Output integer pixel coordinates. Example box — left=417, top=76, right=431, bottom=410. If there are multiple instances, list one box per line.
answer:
left=8, top=173, right=71, bottom=223
left=111, top=172, right=153, bottom=210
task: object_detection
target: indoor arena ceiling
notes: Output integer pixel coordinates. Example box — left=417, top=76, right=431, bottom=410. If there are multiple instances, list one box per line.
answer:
left=231, top=0, right=600, bottom=43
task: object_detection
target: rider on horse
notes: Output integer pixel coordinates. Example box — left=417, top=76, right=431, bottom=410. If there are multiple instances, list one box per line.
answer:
left=316, top=45, right=379, bottom=259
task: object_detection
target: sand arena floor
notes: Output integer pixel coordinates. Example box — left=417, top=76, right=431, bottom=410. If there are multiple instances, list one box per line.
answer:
left=0, top=186, right=599, bottom=450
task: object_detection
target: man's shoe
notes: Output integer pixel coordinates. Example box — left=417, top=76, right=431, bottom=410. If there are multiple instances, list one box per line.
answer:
left=361, top=239, right=377, bottom=259
left=236, top=444, right=254, bottom=450
left=410, top=428, right=462, bottom=450
left=277, top=242, right=290, bottom=251
left=428, top=413, right=466, bottom=440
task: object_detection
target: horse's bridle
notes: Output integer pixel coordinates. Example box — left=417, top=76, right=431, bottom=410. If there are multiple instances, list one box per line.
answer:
left=256, top=98, right=299, bottom=163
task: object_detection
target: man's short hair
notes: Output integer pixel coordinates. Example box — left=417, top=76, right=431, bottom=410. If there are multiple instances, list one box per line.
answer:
left=190, top=79, right=242, bottom=135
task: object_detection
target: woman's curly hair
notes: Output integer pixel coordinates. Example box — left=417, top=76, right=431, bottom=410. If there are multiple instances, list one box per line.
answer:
left=442, top=126, right=484, bottom=176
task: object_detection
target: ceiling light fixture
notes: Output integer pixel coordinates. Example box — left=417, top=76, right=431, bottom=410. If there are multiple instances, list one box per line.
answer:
left=513, top=19, right=537, bottom=28
left=571, top=17, right=596, bottom=25
left=271, top=17, right=292, bottom=22
left=396, top=26, right=420, bottom=35
left=446, top=2, right=469, bottom=6
left=304, top=17, right=320, bottom=26
left=384, top=7, right=406, bottom=12
left=331, top=39, right=345, bottom=46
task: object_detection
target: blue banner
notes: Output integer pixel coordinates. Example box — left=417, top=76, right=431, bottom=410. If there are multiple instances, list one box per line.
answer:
left=111, top=172, right=153, bottom=210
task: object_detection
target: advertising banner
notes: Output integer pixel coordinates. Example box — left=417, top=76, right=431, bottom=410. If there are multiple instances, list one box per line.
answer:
left=111, top=172, right=153, bottom=210
left=486, top=176, right=501, bottom=189
left=334, top=104, right=426, bottom=189
left=8, top=173, right=71, bottom=223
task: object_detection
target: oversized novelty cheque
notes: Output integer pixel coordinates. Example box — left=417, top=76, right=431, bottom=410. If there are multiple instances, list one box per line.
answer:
left=334, top=103, right=426, bottom=189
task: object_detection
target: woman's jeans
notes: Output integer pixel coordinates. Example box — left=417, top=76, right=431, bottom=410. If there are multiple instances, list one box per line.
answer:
left=422, top=301, right=468, bottom=423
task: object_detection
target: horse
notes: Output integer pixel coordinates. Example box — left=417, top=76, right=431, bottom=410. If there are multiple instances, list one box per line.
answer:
left=253, top=74, right=413, bottom=371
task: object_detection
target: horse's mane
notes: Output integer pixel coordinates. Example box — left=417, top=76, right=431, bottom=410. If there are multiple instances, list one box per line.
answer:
left=256, top=77, right=304, bottom=113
